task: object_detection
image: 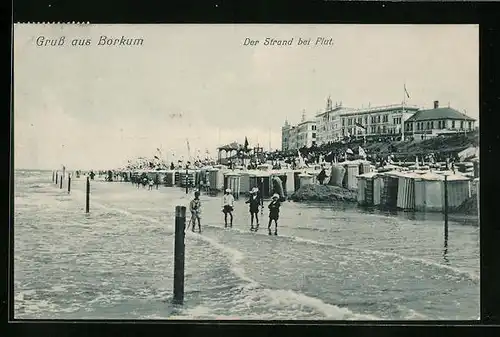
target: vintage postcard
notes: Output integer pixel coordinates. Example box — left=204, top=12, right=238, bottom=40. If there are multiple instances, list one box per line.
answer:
left=13, top=24, right=479, bottom=320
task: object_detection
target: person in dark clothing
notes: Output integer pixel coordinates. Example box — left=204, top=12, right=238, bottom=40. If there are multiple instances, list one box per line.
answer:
left=317, top=168, right=327, bottom=185
left=154, top=173, right=160, bottom=189
left=245, top=187, right=260, bottom=231
left=268, top=193, right=281, bottom=236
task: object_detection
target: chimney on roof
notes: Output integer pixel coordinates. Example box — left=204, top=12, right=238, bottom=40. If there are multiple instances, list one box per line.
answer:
left=434, top=100, right=439, bottom=109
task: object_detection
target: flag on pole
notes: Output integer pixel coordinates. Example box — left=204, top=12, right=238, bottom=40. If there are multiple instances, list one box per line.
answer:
left=358, top=146, right=367, bottom=158
left=404, top=84, right=410, bottom=99
left=355, top=122, right=366, bottom=130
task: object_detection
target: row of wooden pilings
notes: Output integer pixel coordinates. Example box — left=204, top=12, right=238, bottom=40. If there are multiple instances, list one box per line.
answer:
left=51, top=171, right=186, bottom=305
left=52, top=170, right=91, bottom=213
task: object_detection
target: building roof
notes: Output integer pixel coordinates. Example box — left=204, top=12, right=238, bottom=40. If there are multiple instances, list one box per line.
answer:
left=297, top=119, right=316, bottom=126
left=340, top=103, right=419, bottom=116
left=316, top=106, right=353, bottom=117
left=406, top=107, right=476, bottom=122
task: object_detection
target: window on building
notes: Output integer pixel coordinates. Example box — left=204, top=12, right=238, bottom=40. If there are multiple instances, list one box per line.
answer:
left=382, top=125, right=386, bottom=133
left=468, top=121, right=472, bottom=130
left=371, top=116, right=376, bottom=123
left=364, top=116, right=368, bottom=124
left=383, top=115, right=388, bottom=123
left=430, top=121, right=434, bottom=129
left=460, top=121, right=464, bottom=129
left=377, top=115, right=381, bottom=123
left=312, top=133, right=316, bottom=138
left=342, top=118, right=345, bottom=126
left=358, top=117, right=362, bottom=124
left=452, top=120, right=455, bottom=128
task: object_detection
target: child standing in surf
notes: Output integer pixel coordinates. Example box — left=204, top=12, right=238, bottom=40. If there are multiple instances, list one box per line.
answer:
left=189, top=191, right=202, bottom=233
left=222, top=188, right=235, bottom=228
left=268, top=193, right=281, bottom=235
left=245, top=187, right=260, bottom=231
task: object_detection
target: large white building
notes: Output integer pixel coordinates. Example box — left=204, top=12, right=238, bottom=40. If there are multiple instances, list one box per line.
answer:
left=315, top=98, right=353, bottom=144
left=313, top=96, right=420, bottom=145
left=339, top=103, right=419, bottom=140
left=282, top=96, right=475, bottom=149
left=281, top=111, right=317, bottom=151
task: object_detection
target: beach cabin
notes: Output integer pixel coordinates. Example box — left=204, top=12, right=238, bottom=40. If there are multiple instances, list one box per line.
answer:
left=249, top=171, right=272, bottom=199
left=164, top=170, right=176, bottom=186
left=284, top=170, right=295, bottom=195
left=356, top=172, right=378, bottom=206
left=444, top=173, right=472, bottom=209
left=174, top=171, right=181, bottom=187
left=343, top=162, right=361, bottom=190
left=154, top=170, right=168, bottom=185
left=396, top=172, right=417, bottom=210
left=359, top=161, right=373, bottom=175
left=179, top=170, right=196, bottom=188
left=224, top=172, right=241, bottom=199
left=208, top=168, right=225, bottom=192
left=414, top=172, right=444, bottom=212
left=329, top=165, right=346, bottom=187
left=239, top=171, right=251, bottom=194
left=293, top=171, right=302, bottom=191
left=413, top=172, right=471, bottom=212
left=378, top=171, right=400, bottom=208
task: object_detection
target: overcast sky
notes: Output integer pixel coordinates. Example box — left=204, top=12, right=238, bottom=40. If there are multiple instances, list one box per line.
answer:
left=14, top=24, right=478, bottom=170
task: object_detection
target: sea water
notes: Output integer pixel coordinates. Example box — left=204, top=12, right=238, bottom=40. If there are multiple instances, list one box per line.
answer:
left=13, top=169, right=480, bottom=320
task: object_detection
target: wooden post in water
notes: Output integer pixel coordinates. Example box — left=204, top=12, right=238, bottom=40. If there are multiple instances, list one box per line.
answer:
left=444, top=175, right=449, bottom=236
left=260, top=178, right=264, bottom=215
left=52, top=171, right=55, bottom=183
left=473, top=161, right=479, bottom=179
left=59, top=174, right=63, bottom=189
left=55, top=172, right=58, bottom=185
left=173, top=205, right=186, bottom=305
left=68, top=174, right=71, bottom=194
left=85, top=176, right=90, bottom=213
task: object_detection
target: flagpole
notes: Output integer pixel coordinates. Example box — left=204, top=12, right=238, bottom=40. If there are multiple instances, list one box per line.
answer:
left=401, top=83, right=406, bottom=142
left=268, top=128, right=271, bottom=152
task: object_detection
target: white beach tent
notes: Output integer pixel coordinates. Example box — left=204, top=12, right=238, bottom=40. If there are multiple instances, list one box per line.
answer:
left=458, top=146, right=479, bottom=162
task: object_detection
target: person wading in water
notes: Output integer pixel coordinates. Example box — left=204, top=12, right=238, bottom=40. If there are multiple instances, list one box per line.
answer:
left=189, top=191, right=202, bottom=233
left=268, top=193, right=281, bottom=236
left=245, top=187, right=260, bottom=231
left=222, top=188, right=235, bottom=228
